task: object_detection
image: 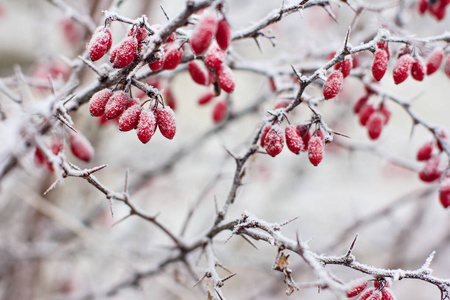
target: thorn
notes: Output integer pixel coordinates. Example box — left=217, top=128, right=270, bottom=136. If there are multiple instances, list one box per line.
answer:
left=160, top=4, right=170, bottom=21
left=84, top=164, right=107, bottom=175
left=112, top=212, right=133, bottom=227
left=323, top=4, right=338, bottom=23
left=56, top=114, right=77, bottom=133
left=279, top=216, right=300, bottom=227
left=291, top=64, right=303, bottom=83
left=221, top=272, right=237, bottom=283
left=344, top=26, right=352, bottom=54
left=193, top=272, right=207, bottom=287
left=124, top=168, right=129, bottom=194
left=254, top=37, right=263, bottom=53
left=299, top=0, right=310, bottom=5
left=43, top=178, right=63, bottom=195
left=240, top=234, right=259, bottom=250
left=345, top=234, right=358, bottom=258
left=332, top=131, right=351, bottom=139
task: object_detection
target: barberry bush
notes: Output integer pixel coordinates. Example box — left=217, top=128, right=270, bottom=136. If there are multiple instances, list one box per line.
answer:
left=0, top=0, right=449, bottom=299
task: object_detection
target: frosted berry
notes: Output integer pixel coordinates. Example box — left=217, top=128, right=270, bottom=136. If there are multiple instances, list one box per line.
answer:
left=417, top=142, right=433, bottom=161
left=379, top=104, right=391, bottom=125
left=127, top=26, right=149, bottom=43
left=190, top=12, right=217, bottom=55
left=357, top=288, right=376, bottom=300
left=380, top=288, right=396, bottom=300
left=308, top=135, right=324, bottom=166
left=285, top=125, right=303, bottom=154
left=367, top=113, right=383, bottom=140
left=323, top=71, right=343, bottom=99
left=136, top=109, right=157, bottom=143
left=411, top=57, right=425, bottom=81
left=444, top=54, right=450, bottom=79
left=215, top=18, right=231, bottom=50
left=156, top=106, right=176, bottom=139
left=393, top=54, right=413, bottom=84
left=119, top=104, right=142, bottom=132
left=205, top=44, right=226, bottom=69
left=353, top=95, right=369, bottom=114
left=212, top=99, right=228, bottom=123
left=439, top=178, right=450, bottom=208
left=105, top=90, right=128, bottom=120
left=110, top=37, right=138, bottom=68
left=198, top=91, right=215, bottom=105
left=273, top=99, right=290, bottom=110
left=345, top=278, right=368, bottom=298
left=372, top=50, right=388, bottom=81
left=164, top=88, right=177, bottom=111
left=377, top=42, right=390, bottom=59
left=359, top=105, right=375, bottom=126
left=296, top=123, right=311, bottom=152
left=419, top=155, right=441, bottom=182
left=69, top=132, right=94, bottom=162
left=188, top=60, right=209, bottom=85
left=335, top=57, right=353, bottom=78
left=260, top=123, right=271, bottom=148
left=426, top=48, right=444, bottom=75
left=89, top=88, right=112, bottom=117
left=149, top=60, right=163, bottom=71
left=216, top=64, right=235, bottom=93
left=264, top=125, right=284, bottom=157
left=88, top=26, right=113, bottom=61
left=162, top=43, right=183, bottom=70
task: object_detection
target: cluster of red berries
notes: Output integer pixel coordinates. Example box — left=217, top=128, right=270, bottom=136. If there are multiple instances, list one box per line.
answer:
left=34, top=132, right=94, bottom=172
left=260, top=121, right=327, bottom=166
left=372, top=43, right=450, bottom=84
left=353, top=90, right=391, bottom=140
left=323, top=53, right=356, bottom=99
left=89, top=88, right=176, bottom=143
left=417, top=0, right=450, bottom=20
left=346, top=278, right=396, bottom=300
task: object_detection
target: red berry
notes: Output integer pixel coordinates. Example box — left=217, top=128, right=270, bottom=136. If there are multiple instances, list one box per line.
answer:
left=417, top=142, right=433, bottom=161
left=335, top=57, right=353, bottom=78
left=367, top=113, right=383, bottom=140
left=156, top=106, right=176, bottom=139
left=429, top=1, right=447, bottom=20
left=34, top=148, right=45, bottom=166
left=372, top=50, right=388, bottom=81
left=110, top=37, right=138, bottom=68
left=380, top=288, right=396, bottom=300
left=296, top=123, right=311, bottom=152
left=149, top=60, right=163, bottom=72
left=162, top=43, right=183, bottom=70
left=269, top=77, right=277, bottom=91
left=418, top=0, right=428, bottom=14
left=273, top=99, right=290, bottom=110
left=377, top=42, right=390, bottom=60
left=215, top=18, right=231, bottom=50
left=164, top=88, right=177, bottom=111
left=216, top=64, right=235, bottom=93
left=46, top=140, right=61, bottom=172
left=212, top=99, right=228, bottom=123
left=411, top=56, right=426, bottom=81
left=345, top=278, right=368, bottom=298
left=444, top=54, right=450, bottom=79
left=190, top=12, right=217, bottom=55
left=88, top=26, right=112, bottom=61
left=136, top=109, right=157, bottom=143
left=379, top=104, right=391, bottom=125
left=89, top=88, right=112, bottom=117
left=105, top=90, right=128, bottom=120
left=357, top=288, right=375, bottom=300
left=69, top=132, right=94, bottom=162
left=419, top=155, right=441, bottom=182
left=353, top=95, right=369, bottom=114
left=426, top=48, right=444, bottom=75
left=436, top=130, right=447, bottom=152
left=359, top=105, right=375, bottom=126
left=285, top=125, right=303, bottom=154
left=127, top=26, right=149, bottom=43
left=439, top=178, right=450, bottom=208
left=205, top=44, right=226, bottom=69
left=188, top=60, right=209, bottom=85
left=308, top=135, right=324, bottom=166
left=260, top=123, right=271, bottom=148
left=264, top=125, right=284, bottom=157
left=323, top=71, right=343, bottom=99
left=119, top=104, right=142, bottom=132
left=198, top=91, right=215, bottom=105
left=393, top=54, right=413, bottom=84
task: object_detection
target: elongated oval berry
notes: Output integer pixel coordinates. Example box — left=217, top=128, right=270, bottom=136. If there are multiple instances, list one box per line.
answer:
left=296, top=123, right=311, bottom=152
left=367, top=113, right=384, bottom=140
left=372, top=50, right=388, bottom=81
left=156, top=106, right=176, bottom=139
left=88, top=26, right=113, bottom=61
left=444, top=54, right=450, bottom=79
left=411, top=57, right=425, bottom=81
left=260, top=123, right=271, bottom=148
left=335, top=57, right=353, bottom=78
left=205, top=44, right=226, bottom=69
left=285, top=125, right=303, bottom=154
left=380, top=288, right=396, bottom=300
left=46, top=140, right=62, bottom=172
left=417, top=0, right=428, bottom=14
left=190, top=12, right=217, bottom=55
left=429, top=1, right=447, bottom=20
left=345, top=278, right=368, bottom=298
left=264, top=125, right=284, bottom=157
left=419, top=155, right=441, bottom=182
left=149, top=60, right=163, bottom=72
left=357, top=288, right=375, bottom=300
left=119, top=104, right=142, bottom=132
left=69, top=132, right=94, bottom=162
left=136, top=109, right=157, bottom=143
left=163, top=43, right=183, bottom=70
left=127, top=26, right=149, bottom=43
left=379, top=104, right=391, bottom=125
left=393, top=55, right=413, bottom=84
left=212, top=99, right=227, bottom=123
left=353, top=95, right=369, bottom=114
left=426, top=48, right=444, bottom=75
left=359, top=105, right=375, bottom=126
left=439, top=178, right=450, bottom=208
left=417, top=142, right=433, bottom=161
left=436, top=130, right=447, bottom=152
left=308, top=136, right=324, bottom=166
left=323, top=71, right=343, bottom=99
left=198, top=91, right=214, bottom=105
left=89, top=88, right=112, bottom=117
left=110, top=37, right=138, bottom=68
left=164, top=88, right=177, bottom=111
left=105, top=90, right=128, bottom=120
left=216, top=64, right=235, bottom=93
left=188, top=60, right=209, bottom=85
left=215, top=18, right=231, bottom=50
